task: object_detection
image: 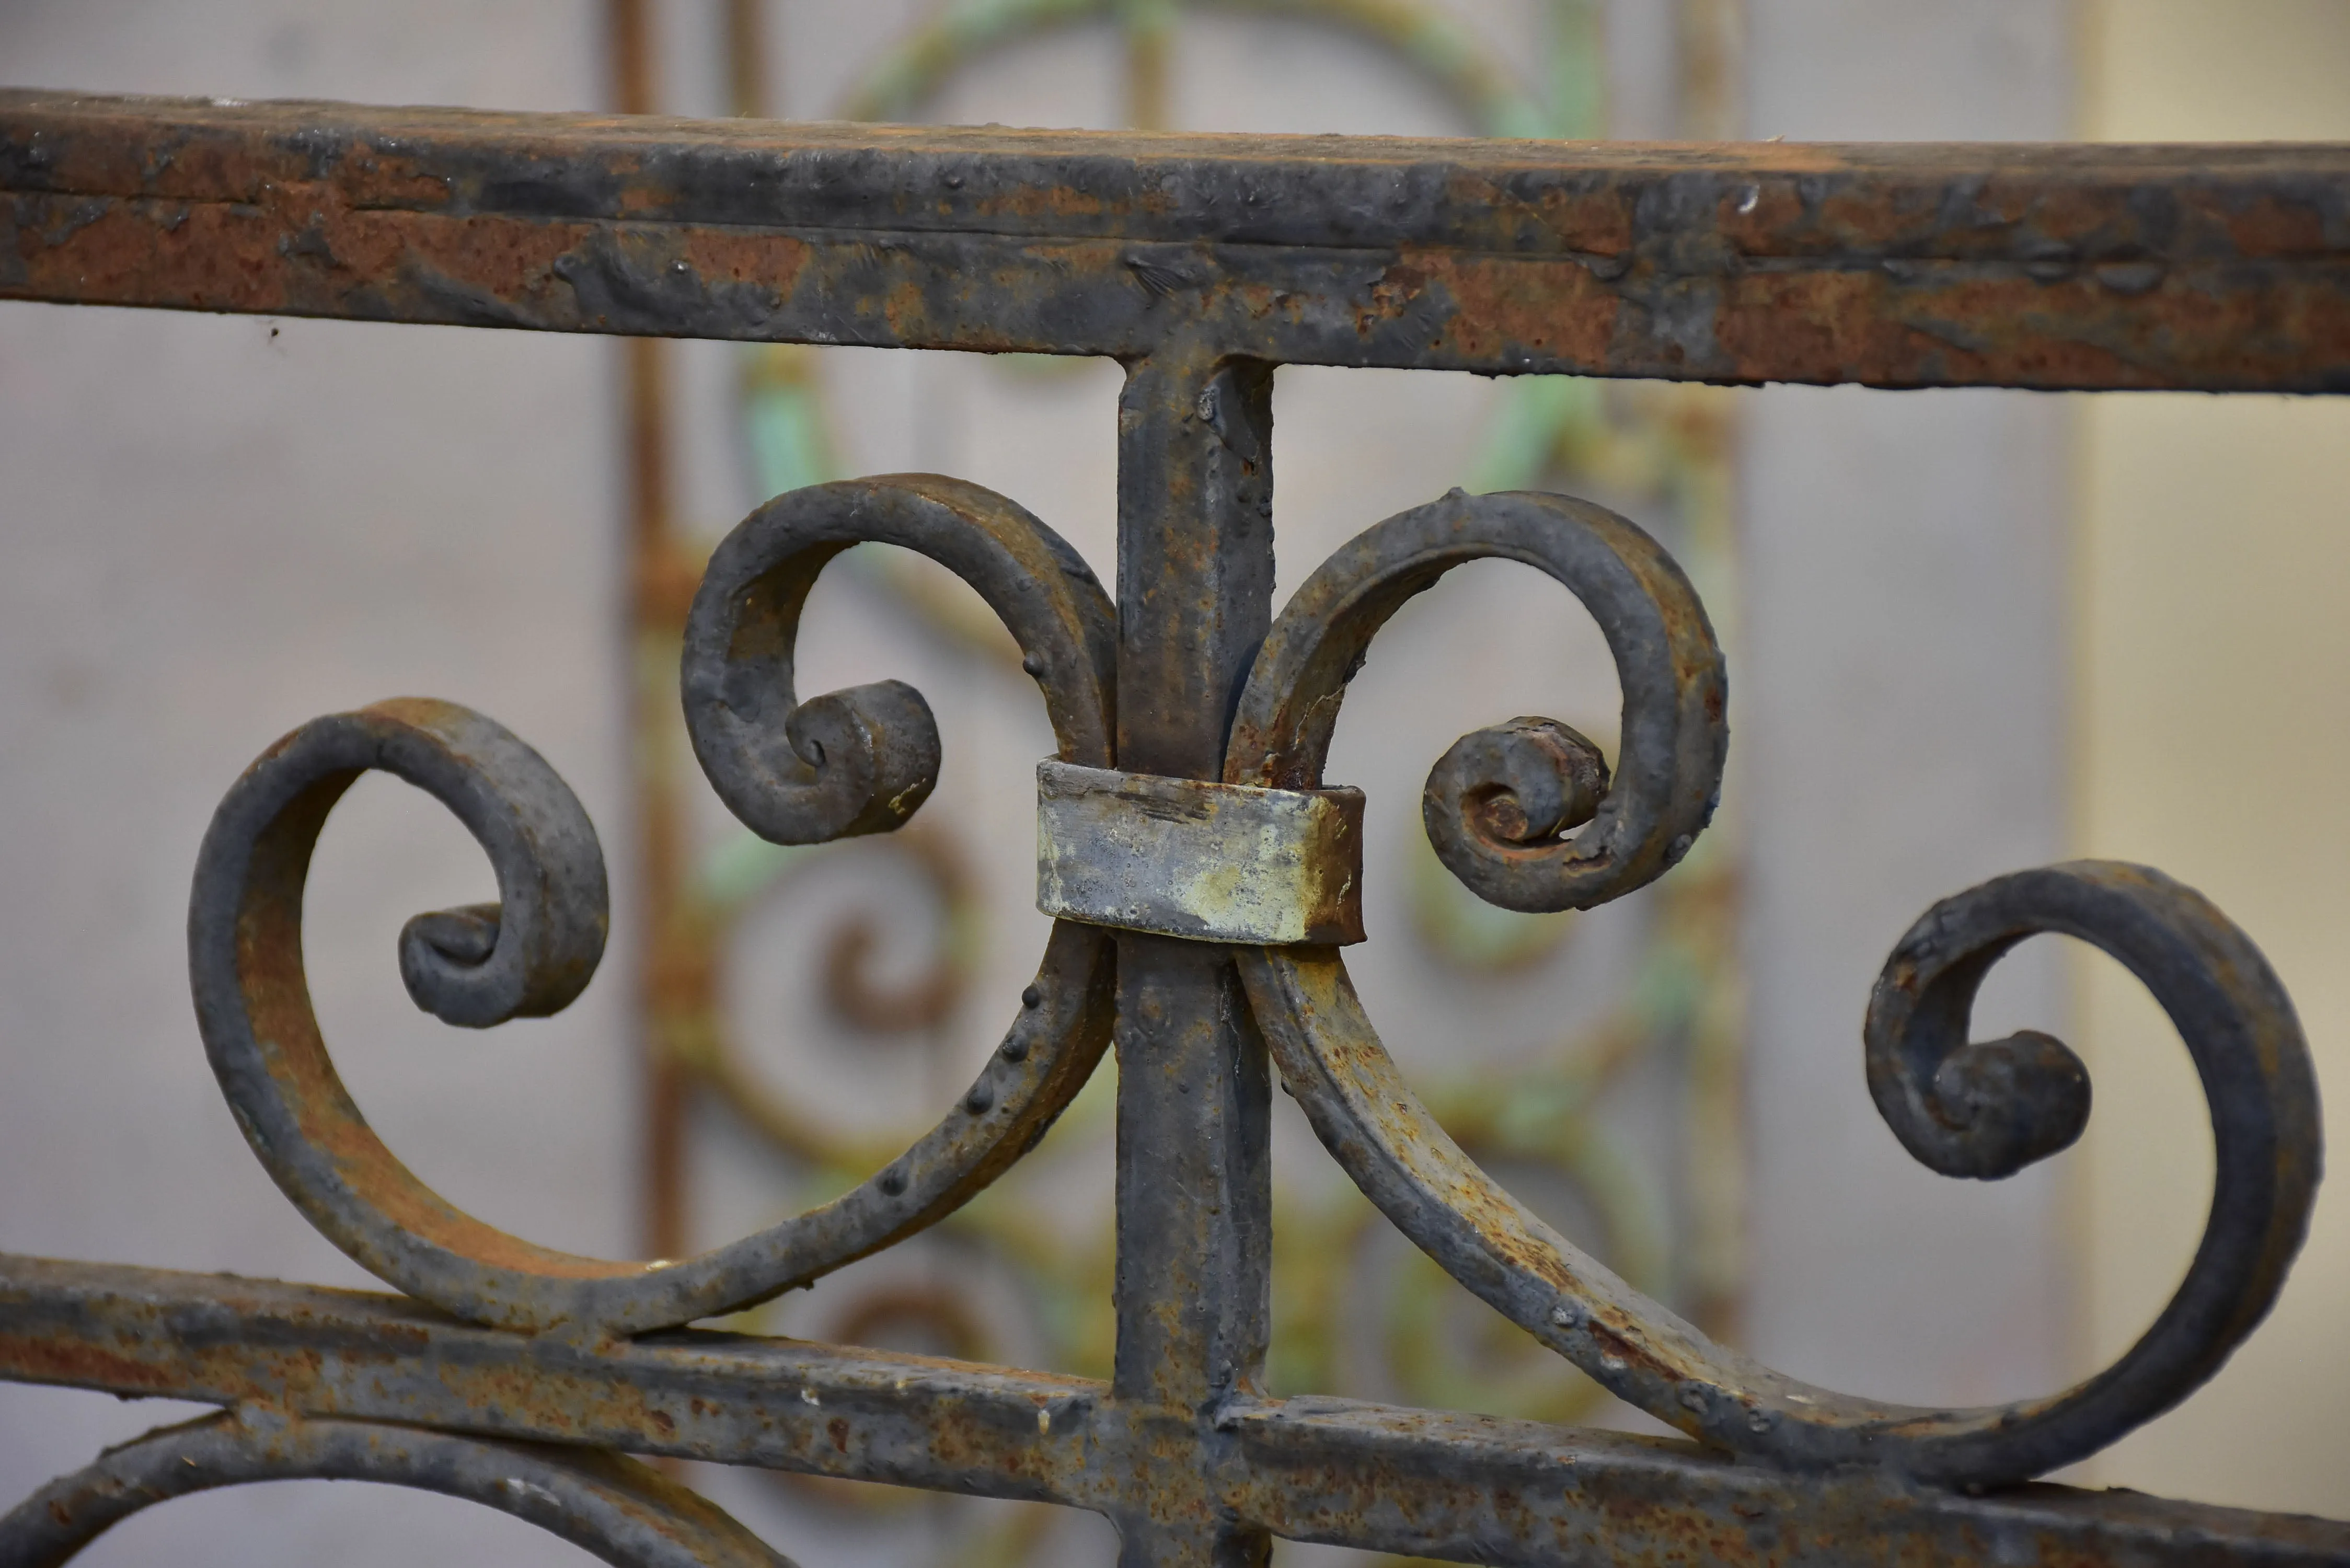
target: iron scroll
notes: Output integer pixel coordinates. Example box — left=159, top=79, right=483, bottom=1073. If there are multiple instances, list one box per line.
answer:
left=164, top=476, right=2328, bottom=1506
left=1223, top=491, right=2322, bottom=1488
left=0, top=1411, right=794, bottom=1568
left=1, top=94, right=2345, bottom=1567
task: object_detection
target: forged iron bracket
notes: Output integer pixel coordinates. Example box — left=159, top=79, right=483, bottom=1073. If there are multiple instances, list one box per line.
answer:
left=1035, top=760, right=1366, bottom=945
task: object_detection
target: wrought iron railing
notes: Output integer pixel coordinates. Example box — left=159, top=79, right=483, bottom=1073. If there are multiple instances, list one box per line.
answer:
left=1, top=91, right=2345, bottom=1565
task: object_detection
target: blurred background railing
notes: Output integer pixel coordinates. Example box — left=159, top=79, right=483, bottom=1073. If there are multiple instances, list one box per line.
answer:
left=0, top=2, right=2343, bottom=1564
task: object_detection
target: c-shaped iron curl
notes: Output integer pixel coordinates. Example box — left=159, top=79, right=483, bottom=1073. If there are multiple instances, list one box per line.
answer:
left=1227, top=489, right=2321, bottom=1486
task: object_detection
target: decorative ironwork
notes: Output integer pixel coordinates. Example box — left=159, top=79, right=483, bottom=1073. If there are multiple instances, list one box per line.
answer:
left=699, top=24, right=1752, bottom=1560
left=2, top=89, right=2347, bottom=1566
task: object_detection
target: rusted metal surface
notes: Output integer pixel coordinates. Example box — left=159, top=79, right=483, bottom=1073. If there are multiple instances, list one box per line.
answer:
left=5, top=93, right=2350, bottom=390
left=1226, top=488, right=1726, bottom=914
left=1, top=91, right=2345, bottom=1566
left=1222, top=491, right=2321, bottom=1488
left=6, top=1257, right=2347, bottom=1564
left=1234, top=879, right=2316, bottom=1489
left=1036, top=762, right=1366, bottom=946
left=0, top=1408, right=792, bottom=1568
left=681, top=476, right=1119, bottom=845
left=187, top=690, right=1114, bottom=1340
left=1105, top=342, right=1281, bottom=1567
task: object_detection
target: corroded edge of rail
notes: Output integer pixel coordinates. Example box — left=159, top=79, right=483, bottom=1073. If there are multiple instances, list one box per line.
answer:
left=4, top=91, right=2348, bottom=390
left=3, top=1255, right=2345, bottom=1566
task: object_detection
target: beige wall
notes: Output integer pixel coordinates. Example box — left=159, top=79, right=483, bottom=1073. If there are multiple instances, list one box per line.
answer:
left=1736, top=0, right=2082, bottom=1419
left=2076, top=0, right=2350, bottom=1513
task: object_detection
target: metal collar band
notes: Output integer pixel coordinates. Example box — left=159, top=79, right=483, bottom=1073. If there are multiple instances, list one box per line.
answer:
left=1035, top=760, right=1366, bottom=945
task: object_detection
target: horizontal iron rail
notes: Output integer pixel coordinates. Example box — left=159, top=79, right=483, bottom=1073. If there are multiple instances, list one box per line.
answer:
left=3, top=91, right=2347, bottom=390
left=3, top=1254, right=2345, bottom=1566
left=7, top=91, right=2350, bottom=1565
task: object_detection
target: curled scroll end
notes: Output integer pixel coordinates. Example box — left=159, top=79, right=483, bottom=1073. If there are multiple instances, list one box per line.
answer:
left=363, top=710, right=609, bottom=1030
left=1917, top=1029, right=2092, bottom=1179
left=1864, top=871, right=2102, bottom=1182
left=1421, top=717, right=1614, bottom=913
left=399, top=902, right=506, bottom=1027
left=782, top=678, right=942, bottom=839
left=397, top=894, right=604, bottom=1030
left=1428, top=717, right=1609, bottom=845
left=690, top=675, right=942, bottom=847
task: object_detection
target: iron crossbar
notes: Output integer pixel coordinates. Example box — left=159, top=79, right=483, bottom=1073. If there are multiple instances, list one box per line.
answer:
left=1, top=91, right=2347, bottom=1567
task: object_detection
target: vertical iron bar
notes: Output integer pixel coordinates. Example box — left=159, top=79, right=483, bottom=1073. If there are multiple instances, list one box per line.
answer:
left=1110, top=340, right=1277, bottom=1568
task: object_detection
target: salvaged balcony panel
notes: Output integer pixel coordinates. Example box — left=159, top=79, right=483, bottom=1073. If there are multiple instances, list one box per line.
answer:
left=0, top=91, right=2345, bottom=1567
